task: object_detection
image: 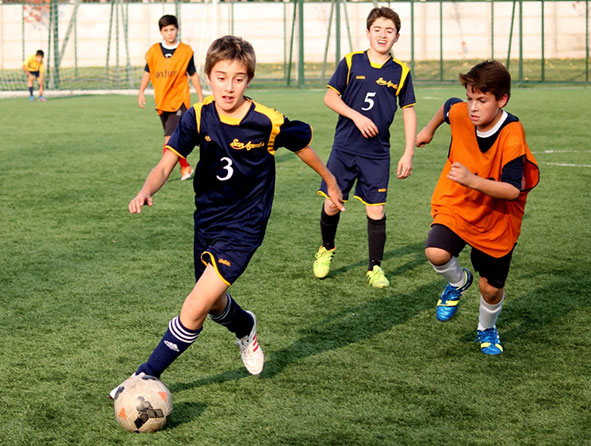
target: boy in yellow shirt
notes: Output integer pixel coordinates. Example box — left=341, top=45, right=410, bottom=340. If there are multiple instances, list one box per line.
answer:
left=22, top=50, right=46, bottom=102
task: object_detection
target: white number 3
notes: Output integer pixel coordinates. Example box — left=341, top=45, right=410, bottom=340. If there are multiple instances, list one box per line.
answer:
left=216, top=157, right=234, bottom=181
left=361, top=91, right=376, bottom=111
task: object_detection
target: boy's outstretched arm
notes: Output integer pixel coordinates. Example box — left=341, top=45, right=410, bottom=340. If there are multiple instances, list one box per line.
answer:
left=397, top=106, right=417, bottom=179
left=416, top=104, right=445, bottom=148
left=324, top=89, right=378, bottom=139
left=296, top=147, right=345, bottom=212
left=129, top=150, right=179, bottom=214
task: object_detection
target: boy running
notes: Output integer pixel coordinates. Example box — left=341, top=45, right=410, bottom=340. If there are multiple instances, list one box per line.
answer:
left=138, top=14, right=204, bottom=180
left=110, top=36, right=343, bottom=395
left=416, top=60, right=539, bottom=355
left=313, top=7, right=416, bottom=288
left=22, top=50, right=46, bottom=102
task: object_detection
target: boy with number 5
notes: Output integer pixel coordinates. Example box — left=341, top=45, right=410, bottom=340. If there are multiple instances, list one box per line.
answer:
left=313, top=7, right=416, bottom=288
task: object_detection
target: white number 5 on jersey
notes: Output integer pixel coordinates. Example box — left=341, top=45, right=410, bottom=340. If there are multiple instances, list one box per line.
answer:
left=361, top=91, right=376, bottom=111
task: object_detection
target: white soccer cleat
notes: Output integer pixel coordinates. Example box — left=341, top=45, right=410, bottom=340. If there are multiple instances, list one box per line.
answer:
left=236, top=311, right=264, bottom=375
left=109, top=372, right=144, bottom=400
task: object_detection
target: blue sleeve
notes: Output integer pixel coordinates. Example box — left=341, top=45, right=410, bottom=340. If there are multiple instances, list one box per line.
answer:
left=274, top=118, right=313, bottom=152
left=187, top=55, right=196, bottom=76
left=443, top=97, right=463, bottom=124
left=501, top=156, right=524, bottom=190
left=327, top=57, right=349, bottom=95
left=166, top=107, right=200, bottom=158
left=398, top=71, right=416, bottom=108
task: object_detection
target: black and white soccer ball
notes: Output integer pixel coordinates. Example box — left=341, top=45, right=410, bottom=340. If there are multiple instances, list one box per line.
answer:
left=112, top=374, right=173, bottom=432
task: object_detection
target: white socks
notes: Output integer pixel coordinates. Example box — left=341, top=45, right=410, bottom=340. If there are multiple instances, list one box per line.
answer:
left=430, top=257, right=465, bottom=288
left=478, top=294, right=504, bottom=331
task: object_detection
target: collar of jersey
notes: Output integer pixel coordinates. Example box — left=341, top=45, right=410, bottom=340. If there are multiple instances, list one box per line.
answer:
left=216, top=98, right=253, bottom=125
left=476, top=111, right=508, bottom=138
left=161, top=41, right=180, bottom=50
left=366, top=50, right=392, bottom=69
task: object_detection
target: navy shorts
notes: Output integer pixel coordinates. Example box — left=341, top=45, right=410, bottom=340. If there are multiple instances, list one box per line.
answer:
left=159, top=104, right=187, bottom=137
left=425, top=224, right=515, bottom=289
left=193, top=230, right=259, bottom=286
left=29, top=71, right=40, bottom=78
left=319, top=150, right=390, bottom=205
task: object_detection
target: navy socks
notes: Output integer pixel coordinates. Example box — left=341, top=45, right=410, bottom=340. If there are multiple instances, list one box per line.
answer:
left=209, top=294, right=253, bottom=339
left=137, top=316, right=201, bottom=378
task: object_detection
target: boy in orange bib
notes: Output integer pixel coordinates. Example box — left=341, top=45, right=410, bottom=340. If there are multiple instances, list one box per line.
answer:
left=416, top=60, right=539, bottom=355
left=138, top=15, right=204, bottom=180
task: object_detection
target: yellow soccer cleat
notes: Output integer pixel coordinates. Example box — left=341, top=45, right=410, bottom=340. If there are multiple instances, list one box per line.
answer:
left=313, top=246, right=335, bottom=279
left=366, top=265, right=390, bottom=288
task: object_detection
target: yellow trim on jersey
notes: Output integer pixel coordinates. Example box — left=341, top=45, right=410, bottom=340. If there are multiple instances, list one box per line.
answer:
left=327, top=85, right=341, bottom=95
left=344, top=51, right=364, bottom=85
left=353, top=195, right=386, bottom=206
left=164, top=145, right=186, bottom=160
left=201, top=251, right=231, bottom=286
left=194, top=98, right=212, bottom=134
left=317, top=190, right=349, bottom=203
left=393, top=57, right=411, bottom=96
left=369, top=54, right=392, bottom=69
left=253, top=100, right=285, bottom=155
left=219, top=114, right=243, bottom=125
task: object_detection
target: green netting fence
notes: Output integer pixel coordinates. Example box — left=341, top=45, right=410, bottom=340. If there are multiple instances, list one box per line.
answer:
left=1, top=0, right=589, bottom=93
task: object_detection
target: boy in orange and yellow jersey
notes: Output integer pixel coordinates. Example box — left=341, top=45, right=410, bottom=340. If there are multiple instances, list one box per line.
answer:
left=416, top=60, right=539, bottom=355
left=138, top=14, right=204, bottom=180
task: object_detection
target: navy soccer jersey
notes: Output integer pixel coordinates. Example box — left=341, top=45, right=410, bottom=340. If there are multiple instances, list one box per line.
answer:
left=166, top=96, right=312, bottom=247
left=328, top=51, right=416, bottom=159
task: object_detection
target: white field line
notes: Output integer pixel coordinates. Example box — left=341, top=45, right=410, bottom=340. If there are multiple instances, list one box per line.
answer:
left=532, top=150, right=591, bottom=154
left=540, top=162, right=591, bottom=167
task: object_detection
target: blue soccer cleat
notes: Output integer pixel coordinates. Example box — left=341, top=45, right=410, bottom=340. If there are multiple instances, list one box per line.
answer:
left=436, top=267, right=473, bottom=322
left=476, top=327, right=503, bottom=355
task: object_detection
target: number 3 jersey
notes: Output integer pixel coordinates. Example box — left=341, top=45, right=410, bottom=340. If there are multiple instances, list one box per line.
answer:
left=166, top=96, right=312, bottom=246
left=328, top=51, right=416, bottom=159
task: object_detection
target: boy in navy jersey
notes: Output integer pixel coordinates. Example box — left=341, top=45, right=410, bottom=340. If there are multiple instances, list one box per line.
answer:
left=313, top=7, right=416, bottom=288
left=110, top=36, right=342, bottom=394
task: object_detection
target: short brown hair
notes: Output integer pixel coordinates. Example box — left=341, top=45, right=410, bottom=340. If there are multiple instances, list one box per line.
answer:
left=459, top=60, right=511, bottom=102
left=204, top=35, right=256, bottom=81
left=158, top=15, right=178, bottom=30
left=366, top=7, right=401, bottom=33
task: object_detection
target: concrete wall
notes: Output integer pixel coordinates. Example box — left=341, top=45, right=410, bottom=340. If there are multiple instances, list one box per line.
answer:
left=0, top=1, right=588, bottom=70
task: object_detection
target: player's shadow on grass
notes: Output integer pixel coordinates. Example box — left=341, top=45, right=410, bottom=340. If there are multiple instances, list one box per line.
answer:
left=458, top=266, right=590, bottom=346
left=172, top=279, right=440, bottom=389
left=261, top=280, right=439, bottom=379
left=327, top=241, right=426, bottom=279
left=165, top=401, right=208, bottom=429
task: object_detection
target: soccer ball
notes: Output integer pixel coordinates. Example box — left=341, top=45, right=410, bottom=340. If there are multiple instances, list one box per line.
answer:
left=112, top=374, right=173, bottom=433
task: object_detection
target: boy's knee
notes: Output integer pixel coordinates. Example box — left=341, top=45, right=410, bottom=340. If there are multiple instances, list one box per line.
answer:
left=366, top=205, right=385, bottom=220
left=425, top=247, right=451, bottom=266
left=324, top=198, right=341, bottom=216
left=479, top=277, right=503, bottom=304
